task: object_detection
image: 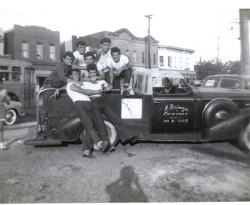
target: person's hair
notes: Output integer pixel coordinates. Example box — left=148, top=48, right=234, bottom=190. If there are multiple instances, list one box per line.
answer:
left=87, top=63, right=98, bottom=73
left=76, top=41, right=86, bottom=47
left=71, top=69, right=81, bottom=75
left=111, top=47, right=121, bottom=55
left=100, top=37, right=111, bottom=45
left=63, top=51, right=74, bottom=60
left=84, top=51, right=95, bottom=60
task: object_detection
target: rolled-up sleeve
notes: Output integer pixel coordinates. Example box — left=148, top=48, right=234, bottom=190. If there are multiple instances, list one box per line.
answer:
left=55, top=64, right=68, bottom=83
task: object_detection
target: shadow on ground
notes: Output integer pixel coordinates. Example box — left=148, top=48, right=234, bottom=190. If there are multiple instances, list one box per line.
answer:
left=106, top=166, right=149, bottom=202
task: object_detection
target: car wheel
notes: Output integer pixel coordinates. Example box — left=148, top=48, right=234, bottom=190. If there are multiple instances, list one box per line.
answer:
left=5, top=109, right=17, bottom=125
left=93, top=121, right=118, bottom=150
left=80, top=120, right=118, bottom=150
left=238, top=122, right=250, bottom=152
left=202, top=98, right=239, bottom=128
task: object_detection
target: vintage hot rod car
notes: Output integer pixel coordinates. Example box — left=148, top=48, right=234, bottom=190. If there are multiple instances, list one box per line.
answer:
left=25, top=69, right=250, bottom=151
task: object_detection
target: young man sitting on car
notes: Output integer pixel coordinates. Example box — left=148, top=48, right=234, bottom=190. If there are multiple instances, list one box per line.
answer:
left=34, top=51, right=83, bottom=141
left=106, top=47, right=133, bottom=97
left=81, top=51, right=105, bottom=82
left=66, top=68, right=111, bottom=158
left=79, top=64, right=127, bottom=150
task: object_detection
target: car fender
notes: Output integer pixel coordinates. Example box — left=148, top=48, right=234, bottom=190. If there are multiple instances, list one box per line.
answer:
left=202, top=111, right=250, bottom=140
left=52, top=115, right=82, bottom=141
left=202, top=98, right=239, bottom=128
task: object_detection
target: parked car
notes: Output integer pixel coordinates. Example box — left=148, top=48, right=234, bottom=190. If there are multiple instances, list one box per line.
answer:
left=200, top=74, right=250, bottom=90
left=25, top=69, right=250, bottom=152
left=4, top=92, right=25, bottom=125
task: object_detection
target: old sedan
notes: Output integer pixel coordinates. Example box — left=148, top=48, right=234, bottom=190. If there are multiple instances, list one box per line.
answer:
left=4, top=92, right=25, bottom=125
left=25, top=69, right=250, bottom=152
left=200, top=74, right=250, bottom=90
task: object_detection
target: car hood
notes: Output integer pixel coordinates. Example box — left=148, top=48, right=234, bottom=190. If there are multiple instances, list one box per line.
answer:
left=198, top=87, right=250, bottom=100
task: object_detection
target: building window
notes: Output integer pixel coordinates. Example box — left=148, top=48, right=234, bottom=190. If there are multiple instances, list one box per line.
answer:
left=49, top=44, right=56, bottom=61
left=153, top=53, right=156, bottom=64
left=142, top=52, right=145, bottom=64
left=168, top=56, right=172, bottom=68
left=159, top=56, right=164, bottom=66
left=21, top=42, right=29, bottom=59
left=180, top=57, right=182, bottom=68
left=126, top=50, right=129, bottom=56
left=174, top=57, right=177, bottom=68
left=133, top=51, right=136, bottom=63
left=12, top=67, right=21, bottom=82
left=36, top=43, right=43, bottom=60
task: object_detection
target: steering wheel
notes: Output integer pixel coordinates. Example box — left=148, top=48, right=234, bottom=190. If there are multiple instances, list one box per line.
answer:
left=160, top=83, right=173, bottom=94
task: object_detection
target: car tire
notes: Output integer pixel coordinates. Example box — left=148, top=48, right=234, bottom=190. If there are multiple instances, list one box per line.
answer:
left=80, top=120, right=118, bottom=150
left=5, top=109, right=17, bottom=125
left=238, top=122, right=250, bottom=152
left=202, top=98, right=239, bottom=128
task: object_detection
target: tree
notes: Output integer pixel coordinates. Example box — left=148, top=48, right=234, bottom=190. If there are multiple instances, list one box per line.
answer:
left=222, top=61, right=241, bottom=74
left=194, top=59, right=224, bottom=80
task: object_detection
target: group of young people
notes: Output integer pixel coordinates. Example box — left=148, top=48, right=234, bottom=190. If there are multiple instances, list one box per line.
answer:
left=37, top=37, right=133, bottom=158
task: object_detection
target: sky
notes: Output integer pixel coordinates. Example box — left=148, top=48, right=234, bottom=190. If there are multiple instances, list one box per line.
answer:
left=0, top=0, right=249, bottom=63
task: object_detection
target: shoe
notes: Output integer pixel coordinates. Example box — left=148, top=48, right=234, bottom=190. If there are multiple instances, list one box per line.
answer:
left=101, top=144, right=115, bottom=153
left=98, top=141, right=109, bottom=152
left=83, top=153, right=96, bottom=158
left=123, top=90, right=130, bottom=97
left=108, top=146, right=116, bottom=153
left=82, top=150, right=96, bottom=159
left=83, top=153, right=96, bottom=159
left=34, top=131, right=46, bottom=141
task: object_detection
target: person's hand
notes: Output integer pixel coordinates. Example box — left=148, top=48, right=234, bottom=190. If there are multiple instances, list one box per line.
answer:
left=54, top=89, right=60, bottom=99
left=105, top=85, right=112, bottom=91
left=98, top=89, right=103, bottom=95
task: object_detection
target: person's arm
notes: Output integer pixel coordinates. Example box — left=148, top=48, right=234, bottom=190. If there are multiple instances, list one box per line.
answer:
left=72, top=57, right=78, bottom=66
left=96, top=63, right=105, bottom=81
left=109, top=67, right=114, bottom=87
left=70, top=84, right=102, bottom=96
left=115, top=60, right=132, bottom=76
left=72, top=64, right=87, bottom=70
left=67, top=78, right=82, bottom=86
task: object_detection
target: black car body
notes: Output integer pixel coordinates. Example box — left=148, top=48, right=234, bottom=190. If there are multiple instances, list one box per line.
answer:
left=26, top=69, right=250, bottom=151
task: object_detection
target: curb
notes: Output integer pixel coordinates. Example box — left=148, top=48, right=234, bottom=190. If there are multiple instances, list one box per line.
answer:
left=3, top=122, right=37, bottom=130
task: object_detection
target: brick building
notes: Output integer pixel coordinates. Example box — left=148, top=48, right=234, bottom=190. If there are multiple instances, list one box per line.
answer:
left=158, top=45, right=196, bottom=84
left=4, top=25, right=61, bottom=88
left=61, top=28, right=159, bottom=69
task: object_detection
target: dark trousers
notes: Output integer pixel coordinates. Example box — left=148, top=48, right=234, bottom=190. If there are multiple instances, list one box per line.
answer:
left=91, top=98, right=109, bottom=143
left=91, top=97, right=127, bottom=141
left=75, top=101, right=101, bottom=151
left=105, top=68, right=132, bottom=89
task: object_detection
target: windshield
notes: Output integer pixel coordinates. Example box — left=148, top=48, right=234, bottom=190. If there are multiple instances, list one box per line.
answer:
left=152, top=77, right=189, bottom=95
left=201, top=77, right=243, bottom=89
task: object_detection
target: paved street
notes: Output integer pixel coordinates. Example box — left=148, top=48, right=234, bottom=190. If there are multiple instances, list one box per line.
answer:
left=0, top=125, right=250, bottom=203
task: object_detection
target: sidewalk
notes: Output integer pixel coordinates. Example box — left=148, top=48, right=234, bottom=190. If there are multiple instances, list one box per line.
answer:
left=2, top=121, right=37, bottom=149
left=3, top=121, right=37, bottom=130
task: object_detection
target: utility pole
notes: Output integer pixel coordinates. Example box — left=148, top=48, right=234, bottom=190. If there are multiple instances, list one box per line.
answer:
left=217, top=36, right=220, bottom=64
left=145, top=14, right=153, bottom=69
